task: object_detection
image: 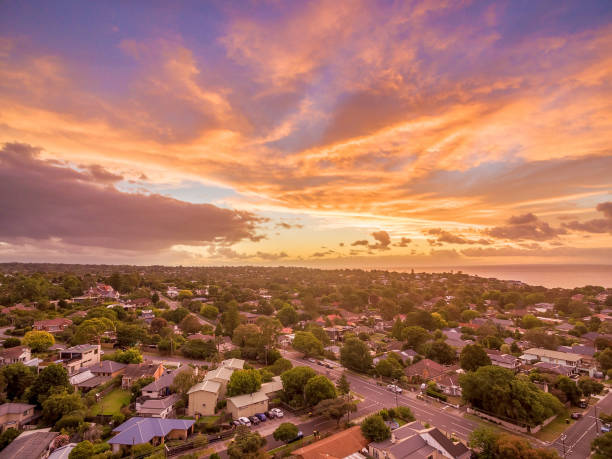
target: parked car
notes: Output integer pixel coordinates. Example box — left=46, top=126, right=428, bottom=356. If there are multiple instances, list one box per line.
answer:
left=288, top=431, right=304, bottom=443
left=265, top=410, right=276, bottom=419
left=255, top=413, right=267, bottom=422
left=270, top=408, right=284, bottom=418
left=308, top=358, right=317, bottom=363
left=578, top=399, right=588, bottom=408
left=249, top=416, right=260, bottom=425
left=571, top=413, right=582, bottom=420
left=601, top=424, right=611, bottom=433
left=238, top=417, right=251, bottom=426
left=231, top=420, right=241, bottom=427
left=387, top=384, right=402, bottom=394
left=317, top=360, right=325, bottom=366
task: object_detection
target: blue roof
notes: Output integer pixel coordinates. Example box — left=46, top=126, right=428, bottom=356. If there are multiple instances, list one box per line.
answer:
left=108, top=417, right=195, bottom=445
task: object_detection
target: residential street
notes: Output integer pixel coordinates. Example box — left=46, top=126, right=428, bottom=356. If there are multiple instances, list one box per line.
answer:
left=550, top=391, right=612, bottom=458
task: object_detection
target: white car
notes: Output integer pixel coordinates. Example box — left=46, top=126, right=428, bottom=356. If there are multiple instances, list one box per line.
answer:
left=239, top=416, right=251, bottom=426
left=387, top=384, right=403, bottom=394
left=270, top=408, right=284, bottom=418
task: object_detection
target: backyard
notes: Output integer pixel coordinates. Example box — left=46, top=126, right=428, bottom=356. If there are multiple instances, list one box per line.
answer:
left=90, top=388, right=131, bottom=416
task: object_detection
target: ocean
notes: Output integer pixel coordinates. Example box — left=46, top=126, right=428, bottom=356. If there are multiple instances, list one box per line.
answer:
left=393, top=265, right=612, bottom=289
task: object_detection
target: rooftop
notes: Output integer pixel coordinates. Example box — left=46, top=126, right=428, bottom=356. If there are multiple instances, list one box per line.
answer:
left=227, top=390, right=268, bottom=408
left=188, top=380, right=221, bottom=395
left=108, top=417, right=195, bottom=445
left=293, top=426, right=368, bottom=459
left=204, top=366, right=234, bottom=382
left=523, top=348, right=582, bottom=362
left=0, top=402, right=35, bottom=415
left=0, top=430, right=58, bottom=459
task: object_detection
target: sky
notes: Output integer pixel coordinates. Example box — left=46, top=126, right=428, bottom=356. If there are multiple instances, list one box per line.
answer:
left=0, top=0, right=611, bottom=268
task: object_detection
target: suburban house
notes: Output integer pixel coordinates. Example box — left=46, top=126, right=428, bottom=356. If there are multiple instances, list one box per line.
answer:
left=226, top=376, right=283, bottom=419
left=404, top=359, right=446, bottom=382
left=141, top=368, right=183, bottom=399
left=187, top=380, right=222, bottom=416
left=0, top=403, right=36, bottom=431
left=89, top=360, right=127, bottom=378
left=33, top=318, right=72, bottom=333
left=0, top=429, right=60, bottom=459
left=432, top=373, right=462, bottom=397
left=122, top=362, right=165, bottom=389
left=136, top=393, right=181, bottom=419
left=487, top=352, right=521, bottom=372
left=203, top=366, right=235, bottom=397
left=72, top=360, right=127, bottom=390
left=59, top=344, right=101, bottom=375
left=368, top=421, right=471, bottom=459
left=221, top=358, right=245, bottom=371
left=0, top=346, right=34, bottom=367
left=292, top=426, right=369, bottom=459
left=108, top=417, right=195, bottom=453
left=520, top=348, right=582, bottom=371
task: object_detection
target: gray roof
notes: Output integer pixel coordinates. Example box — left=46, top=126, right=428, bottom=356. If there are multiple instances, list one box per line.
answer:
left=204, top=366, right=234, bottom=382
left=0, top=402, right=35, bottom=415
left=63, top=344, right=98, bottom=352
left=426, top=428, right=470, bottom=458
left=109, top=417, right=194, bottom=445
left=0, top=431, right=58, bottom=459
left=227, top=390, right=268, bottom=408
left=138, top=394, right=180, bottom=411
left=48, top=443, right=77, bottom=459
left=188, top=380, right=221, bottom=395
left=89, top=360, right=127, bottom=374
left=142, top=368, right=181, bottom=393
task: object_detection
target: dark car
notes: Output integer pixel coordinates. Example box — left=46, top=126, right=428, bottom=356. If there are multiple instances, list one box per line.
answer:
left=255, top=413, right=267, bottom=422
left=249, top=416, right=260, bottom=425
left=265, top=410, right=276, bottom=419
left=288, top=431, right=304, bottom=443
left=231, top=420, right=241, bottom=427
left=571, top=413, right=582, bottom=420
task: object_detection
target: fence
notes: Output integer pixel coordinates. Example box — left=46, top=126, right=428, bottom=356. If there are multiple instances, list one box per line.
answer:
left=465, top=407, right=555, bottom=434
left=164, top=428, right=236, bottom=457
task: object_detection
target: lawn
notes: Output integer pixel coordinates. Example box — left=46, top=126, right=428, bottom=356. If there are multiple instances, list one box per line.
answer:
left=90, top=389, right=131, bottom=416
left=533, top=413, right=573, bottom=442
left=268, top=435, right=314, bottom=456
left=197, top=415, right=220, bottom=425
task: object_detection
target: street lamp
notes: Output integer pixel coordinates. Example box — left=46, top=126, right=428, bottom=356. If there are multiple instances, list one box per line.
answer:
left=560, top=434, right=566, bottom=458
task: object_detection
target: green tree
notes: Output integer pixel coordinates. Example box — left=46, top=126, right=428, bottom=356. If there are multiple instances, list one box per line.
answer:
left=273, top=422, right=299, bottom=443
left=277, top=304, right=298, bottom=326
left=104, top=348, right=143, bottom=364
left=42, top=391, right=85, bottom=424
left=361, top=414, right=391, bottom=442
left=69, top=440, right=94, bottom=459
left=29, top=363, right=71, bottom=404
left=181, top=339, right=216, bottom=359
left=336, top=372, right=350, bottom=397
left=555, top=376, right=581, bottom=405
left=340, top=337, right=372, bottom=373
left=180, top=314, right=203, bottom=334
left=425, top=340, right=456, bottom=365
left=1, top=363, right=35, bottom=400
left=0, top=428, right=19, bottom=451
left=201, top=305, right=220, bottom=320
left=74, top=318, right=114, bottom=344
left=313, top=398, right=357, bottom=426
left=402, top=326, right=430, bottom=350
left=304, top=375, right=336, bottom=406
left=23, top=330, right=54, bottom=352
left=2, top=337, right=21, bottom=348
left=597, top=348, right=612, bottom=372
left=293, top=331, right=324, bottom=357
left=227, top=369, right=262, bottom=396
left=171, top=367, right=199, bottom=397
left=269, top=358, right=292, bottom=375
left=592, top=431, right=612, bottom=459
left=460, top=344, right=491, bottom=371
left=227, top=426, right=266, bottom=459
left=521, top=314, right=542, bottom=329
left=116, top=323, right=147, bottom=347
left=131, top=376, right=155, bottom=400
left=578, top=377, right=604, bottom=398
left=281, top=366, right=317, bottom=407
left=221, top=303, right=241, bottom=337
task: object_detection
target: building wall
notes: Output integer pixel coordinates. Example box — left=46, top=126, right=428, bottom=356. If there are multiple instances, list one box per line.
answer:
left=0, top=408, right=34, bottom=431
left=188, top=390, right=218, bottom=416
left=227, top=399, right=268, bottom=419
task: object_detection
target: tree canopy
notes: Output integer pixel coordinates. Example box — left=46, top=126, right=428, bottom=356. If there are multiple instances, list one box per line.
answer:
left=227, top=369, right=262, bottom=397
left=340, top=337, right=372, bottom=373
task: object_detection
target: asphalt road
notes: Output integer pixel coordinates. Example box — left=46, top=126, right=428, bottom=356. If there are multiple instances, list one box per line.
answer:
left=550, top=391, right=612, bottom=458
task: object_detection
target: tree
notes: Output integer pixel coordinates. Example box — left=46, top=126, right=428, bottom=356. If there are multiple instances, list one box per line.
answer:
left=521, top=314, right=542, bottom=329
left=471, top=427, right=559, bottom=458
left=23, top=330, right=54, bottom=352
left=277, top=304, right=298, bottom=326
left=293, top=331, right=324, bottom=357
left=460, top=344, right=491, bottom=371
left=227, top=426, right=266, bottom=459
left=227, top=369, right=262, bottom=396
left=150, top=317, right=169, bottom=335
left=402, top=326, right=430, bottom=350
left=304, top=375, right=336, bottom=406
left=29, top=363, right=71, bottom=404
left=181, top=339, right=216, bottom=359
left=555, top=376, right=581, bottom=405
left=171, top=367, right=199, bottom=397
left=269, top=358, right=292, bottom=375
left=469, top=427, right=498, bottom=459
left=592, top=432, right=612, bottom=459
left=313, top=398, right=357, bottom=426
left=201, top=305, right=219, bottom=320
left=257, top=317, right=282, bottom=365
left=131, top=376, right=155, bottom=400
left=425, top=340, right=456, bottom=365
left=180, top=314, right=202, bottom=334
left=2, top=337, right=21, bottom=348
left=597, top=348, right=612, bottom=372
left=233, top=324, right=261, bottom=347
left=341, top=337, right=372, bottom=373
left=524, top=329, right=558, bottom=350
left=578, top=377, right=604, bottom=398
left=273, top=423, right=299, bottom=443
left=336, top=372, right=350, bottom=397
left=0, top=428, right=19, bottom=451
left=42, top=391, right=85, bottom=424
left=74, top=318, right=114, bottom=344
left=361, top=414, right=390, bottom=442
left=281, top=366, right=317, bottom=407
left=1, top=363, right=35, bottom=400
left=105, top=348, right=143, bottom=364
left=69, top=440, right=94, bottom=459
left=116, top=323, right=146, bottom=347
left=221, top=303, right=241, bottom=337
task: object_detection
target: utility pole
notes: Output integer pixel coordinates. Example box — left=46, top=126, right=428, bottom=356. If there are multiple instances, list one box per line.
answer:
left=595, top=405, right=600, bottom=436
left=394, top=378, right=398, bottom=408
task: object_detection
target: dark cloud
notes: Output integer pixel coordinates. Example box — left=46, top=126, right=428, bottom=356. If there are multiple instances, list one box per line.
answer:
left=275, top=222, right=303, bottom=230
left=370, top=230, right=391, bottom=251
left=0, top=143, right=264, bottom=251
left=562, top=202, right=612, bottom=234
left=339, top=242, right=345, bottom=247
left=484, top=213, right=566, bottom=241
left=311, top=250, right=334, bottom=258
left=351, top=240, right=369, bottom=246
left=393, top=237, right=412, bottom=247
